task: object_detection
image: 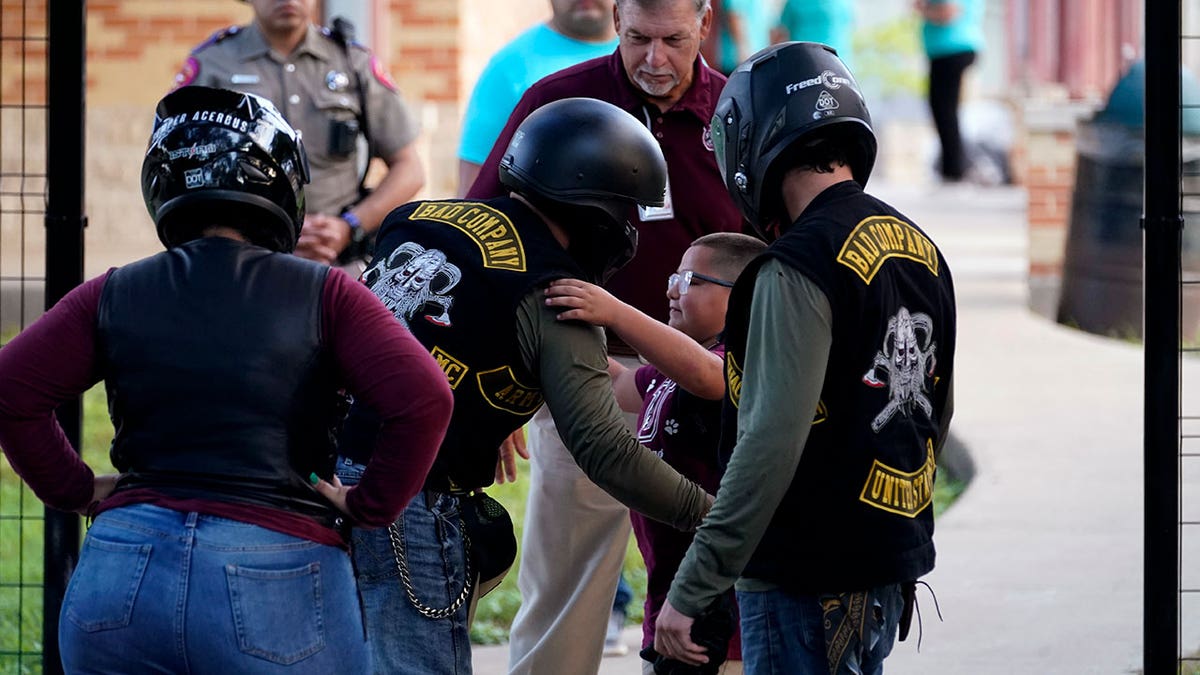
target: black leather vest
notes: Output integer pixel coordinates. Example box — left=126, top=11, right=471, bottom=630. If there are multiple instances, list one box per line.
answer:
left=97, top=237, right=340, bottom=522
left=719, top=182, right=957, bottom=592
left=341, top=197, right=583, bottom=490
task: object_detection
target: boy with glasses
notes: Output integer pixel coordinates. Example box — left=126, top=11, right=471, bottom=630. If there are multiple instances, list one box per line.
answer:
left=546, top=232, right=766, bottom=674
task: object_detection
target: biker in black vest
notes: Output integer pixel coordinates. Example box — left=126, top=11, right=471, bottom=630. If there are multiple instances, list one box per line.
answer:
left=335, top=97, right=716, bottom=673
left=0, top=86, right=452, bottom=672
left=655, top=43, right=957, bottom=674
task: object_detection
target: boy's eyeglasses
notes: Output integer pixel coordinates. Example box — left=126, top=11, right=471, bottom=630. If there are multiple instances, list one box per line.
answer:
left=667, top=270, right=735, bottom=295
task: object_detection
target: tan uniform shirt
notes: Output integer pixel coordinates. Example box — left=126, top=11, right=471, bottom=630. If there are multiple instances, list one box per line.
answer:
left=179, top=23, right=420, bottom=216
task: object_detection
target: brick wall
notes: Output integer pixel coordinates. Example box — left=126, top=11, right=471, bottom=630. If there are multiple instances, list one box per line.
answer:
left=1018, top=96, right=1099, bottom=319
left=85, top=1, right=255, bottom=273
left=0, top=2, right=552, bottom=275
left=378, top=0, right=548, bottom=201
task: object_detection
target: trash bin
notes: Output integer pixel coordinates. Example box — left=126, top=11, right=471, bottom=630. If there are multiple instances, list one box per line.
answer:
left=1057, top=61, right=1200, bottom=340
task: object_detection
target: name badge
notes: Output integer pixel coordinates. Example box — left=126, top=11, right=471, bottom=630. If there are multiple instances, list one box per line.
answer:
left=638, top=176, right=674, bottom=221
left=230, top=73, right=260, bottom=85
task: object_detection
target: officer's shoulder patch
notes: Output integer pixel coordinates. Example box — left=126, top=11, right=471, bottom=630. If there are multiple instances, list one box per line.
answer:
left=191, top=25, right=240, bottom=55
left=369, top=54, right=399, bottom=93
left=172, top=55, right=201, bottom=90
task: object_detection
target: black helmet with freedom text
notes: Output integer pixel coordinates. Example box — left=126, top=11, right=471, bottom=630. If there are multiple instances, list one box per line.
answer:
left=499, top=97, right=668, bottom=283
left=141, top=86, right=311, bottom=252
left=711, top=42, right=877, bottom=239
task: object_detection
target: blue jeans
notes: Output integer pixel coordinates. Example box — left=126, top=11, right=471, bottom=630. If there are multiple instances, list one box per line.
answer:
left=337, top=458, right=472, bottom=674
left=59, top=503, right=369, bottom=674
left=614, top=571, right=634, bottom=613
left=737, top=584, right=903, bottom=675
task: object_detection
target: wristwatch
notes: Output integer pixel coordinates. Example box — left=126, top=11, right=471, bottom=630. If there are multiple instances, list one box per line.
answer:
left=341, top=209, right=367, bottom=246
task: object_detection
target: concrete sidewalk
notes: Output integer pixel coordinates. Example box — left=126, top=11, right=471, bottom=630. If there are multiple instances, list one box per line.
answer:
left=473, top=181, right=1199, bottom=673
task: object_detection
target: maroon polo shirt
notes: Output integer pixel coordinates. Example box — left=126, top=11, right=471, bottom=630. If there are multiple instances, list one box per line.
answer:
left=467, top=49, right=745, bottom=355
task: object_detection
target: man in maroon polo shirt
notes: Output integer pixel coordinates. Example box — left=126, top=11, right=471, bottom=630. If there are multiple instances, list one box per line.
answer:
left=467, top=1, right=744, bottom=672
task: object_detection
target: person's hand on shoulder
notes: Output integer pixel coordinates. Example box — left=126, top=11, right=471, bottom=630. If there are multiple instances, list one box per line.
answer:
left=544, top=278, right=627, bottom=327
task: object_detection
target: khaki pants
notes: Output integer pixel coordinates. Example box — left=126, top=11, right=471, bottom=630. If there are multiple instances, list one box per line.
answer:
left=507, top=370, right=640, bottom=675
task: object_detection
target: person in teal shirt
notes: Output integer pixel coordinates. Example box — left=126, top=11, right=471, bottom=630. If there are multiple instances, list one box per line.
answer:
left=774, top=0, right=855, bottom=70
left=716, top=0, right=773, bottom=74
left=917, top=0, right=985, bottom=182
left=457, top=0, right=618, bottom=193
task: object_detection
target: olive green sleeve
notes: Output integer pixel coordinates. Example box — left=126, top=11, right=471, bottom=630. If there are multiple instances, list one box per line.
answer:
left=515, top=290, right=711, bottom=530
left=668, top=260, right=833, bottom=616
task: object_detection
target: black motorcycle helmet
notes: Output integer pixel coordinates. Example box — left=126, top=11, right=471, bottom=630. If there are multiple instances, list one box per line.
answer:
left=499, top=97, right=668, bottom=283
left=141, top=86, right=311, bottom=252
left=711, top=42, right=877, bottom=240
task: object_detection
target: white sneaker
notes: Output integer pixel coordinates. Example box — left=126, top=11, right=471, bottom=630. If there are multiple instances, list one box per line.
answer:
left=603, top=609, right=629, bottom=657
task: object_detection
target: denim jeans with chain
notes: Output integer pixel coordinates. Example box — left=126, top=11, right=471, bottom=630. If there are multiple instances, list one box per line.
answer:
left=338, top=458, right=473, bottom=674
left=59, top=502, right=369, bottom=674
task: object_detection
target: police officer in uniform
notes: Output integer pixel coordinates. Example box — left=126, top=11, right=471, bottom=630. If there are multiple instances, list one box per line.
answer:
left=335, top=97, right=715, bottom=674
left=175, top=0, right=425, bottom=266
left=655, top=42, right=957, bottom=673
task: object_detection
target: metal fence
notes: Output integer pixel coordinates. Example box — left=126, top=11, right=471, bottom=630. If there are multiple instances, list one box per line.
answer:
left=0, top=3, right=84, bottom=673
left=0, top=1, right=50, bottom=672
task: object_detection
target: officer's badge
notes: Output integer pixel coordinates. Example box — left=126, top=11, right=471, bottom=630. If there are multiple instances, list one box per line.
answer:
left=326, top=70, right=350, bottom=92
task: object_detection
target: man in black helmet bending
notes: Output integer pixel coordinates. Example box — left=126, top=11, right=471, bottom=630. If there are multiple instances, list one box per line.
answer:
left=335, top=97, right=714, bottom=674
left=655, top=42, right=957, bottom=674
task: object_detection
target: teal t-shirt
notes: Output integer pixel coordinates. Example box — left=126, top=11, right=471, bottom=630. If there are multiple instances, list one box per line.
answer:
left=458, top=24, right=618, bottom=164
left=921, top=0, right=984, bottom=58
left=718, top=0, right=775, bottom=73
left=777, top=0, right=855, bottom=70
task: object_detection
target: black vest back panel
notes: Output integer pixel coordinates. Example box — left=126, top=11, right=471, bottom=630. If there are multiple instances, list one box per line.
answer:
left=98, top=237, right=339, bottom=519
left=719, top=181, right=956, bottom=591
left=345, top=197, right=584, bottom=490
